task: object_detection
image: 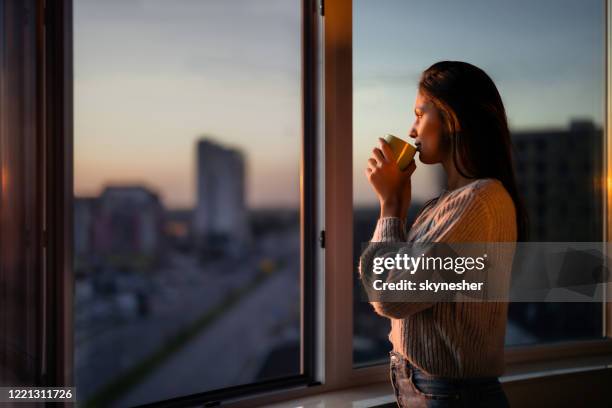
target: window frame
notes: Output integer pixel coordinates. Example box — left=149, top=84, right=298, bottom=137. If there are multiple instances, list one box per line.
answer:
left=43, top=0, right=612, bottom=407
left=308, top=0, right=612, bottom=398
left=44, top=0, right=323, bottom=407
left=342, top=0, right=612, bottom=381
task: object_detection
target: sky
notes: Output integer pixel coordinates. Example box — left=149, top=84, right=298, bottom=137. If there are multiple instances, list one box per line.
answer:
left=74, top=0, right=605, bottom=209
left=74, top=0, right=301, bottom=209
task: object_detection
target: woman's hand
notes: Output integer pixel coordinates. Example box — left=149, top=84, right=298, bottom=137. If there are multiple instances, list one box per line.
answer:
left=365, top=137, right=417, bottom=219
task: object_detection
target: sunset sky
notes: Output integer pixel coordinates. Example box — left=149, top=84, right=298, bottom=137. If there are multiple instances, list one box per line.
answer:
left=74, top=0, right=604, bottom=210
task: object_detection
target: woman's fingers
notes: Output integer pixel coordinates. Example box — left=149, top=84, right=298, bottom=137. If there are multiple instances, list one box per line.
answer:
left=367, top=158, right=379, bottom=169
left=378, top=138, right=395, bottom=161
left=372, top=147, right=386, bottom=164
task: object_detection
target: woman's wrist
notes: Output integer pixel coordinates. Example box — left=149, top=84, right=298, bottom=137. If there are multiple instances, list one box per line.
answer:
left=400, top=199, right=411, bottom=221
left=380, top=199, right=406, bottom=219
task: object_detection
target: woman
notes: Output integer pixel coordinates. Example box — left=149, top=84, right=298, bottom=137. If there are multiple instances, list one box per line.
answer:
left=361, top=61, right=528, bottom=407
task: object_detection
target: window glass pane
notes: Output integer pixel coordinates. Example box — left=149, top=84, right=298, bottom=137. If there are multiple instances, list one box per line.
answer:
left=353, top=0, right=605, bottom=365
left=74, top=1, right=302, bottom=405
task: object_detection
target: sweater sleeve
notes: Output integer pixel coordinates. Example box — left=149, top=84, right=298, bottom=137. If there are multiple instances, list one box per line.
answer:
left=371, top=216, right=406, bottom=242
left=358, top=216, right=437, bottom=319
left=358, top=192, right=493, bottom=320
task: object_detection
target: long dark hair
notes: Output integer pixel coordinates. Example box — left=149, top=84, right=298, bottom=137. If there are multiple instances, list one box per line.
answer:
left=418, top=61, right=529, bottom=242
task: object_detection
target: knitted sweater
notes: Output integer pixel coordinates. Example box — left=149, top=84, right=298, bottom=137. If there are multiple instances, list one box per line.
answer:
left=358, top=177, right=517, bottom=378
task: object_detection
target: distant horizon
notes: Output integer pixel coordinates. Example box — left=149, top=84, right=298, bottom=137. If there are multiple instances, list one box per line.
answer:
left=74, top=118, right=601, bottom=211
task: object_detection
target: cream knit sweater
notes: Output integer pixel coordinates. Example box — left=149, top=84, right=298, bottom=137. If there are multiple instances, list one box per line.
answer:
left=359, top=177, right=517, bottom=378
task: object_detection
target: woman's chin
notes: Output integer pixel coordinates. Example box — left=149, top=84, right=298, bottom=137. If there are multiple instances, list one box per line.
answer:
left=418, top=154, right=433, bottom=164
left=417, top=152, right=443, bottom=165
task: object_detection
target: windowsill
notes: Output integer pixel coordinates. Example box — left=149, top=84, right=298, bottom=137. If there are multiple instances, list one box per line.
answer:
left=265, top=381, right=396, bottom=408
left=262, top=353, right=612, bottom=408
left=501, top=351, right=612, bottom=382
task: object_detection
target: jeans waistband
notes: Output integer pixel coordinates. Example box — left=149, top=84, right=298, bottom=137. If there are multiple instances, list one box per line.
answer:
left=389, top=351, right=500, bottom=386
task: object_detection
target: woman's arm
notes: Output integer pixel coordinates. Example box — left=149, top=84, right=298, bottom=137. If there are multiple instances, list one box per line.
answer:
left=359, top=193, right=494, bottom=320
left=358, top=216, right=436, bottom=319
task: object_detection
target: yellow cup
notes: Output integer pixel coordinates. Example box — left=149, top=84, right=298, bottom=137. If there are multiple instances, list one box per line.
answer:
left=384, top=134, right=417, bottom=171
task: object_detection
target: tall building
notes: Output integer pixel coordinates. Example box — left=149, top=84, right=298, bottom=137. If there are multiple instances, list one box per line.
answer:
left=512, top=120, right=603, bottom=241
left=194, top=138, right=250, bottom=258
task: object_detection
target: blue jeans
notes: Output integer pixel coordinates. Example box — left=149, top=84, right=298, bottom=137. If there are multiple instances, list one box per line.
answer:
left=389, top=351, right=511, bottom=408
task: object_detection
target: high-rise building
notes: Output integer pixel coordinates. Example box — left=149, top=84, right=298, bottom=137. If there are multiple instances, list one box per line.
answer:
left=512, top=120, right=603, bottom=241
left=194, top=138, right=250, bottom=258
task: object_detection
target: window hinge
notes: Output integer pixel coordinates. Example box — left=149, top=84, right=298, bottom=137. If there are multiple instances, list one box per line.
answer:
left=319, top=0, right=324, bottom=16
left=319, top=230, right=325, bottom=248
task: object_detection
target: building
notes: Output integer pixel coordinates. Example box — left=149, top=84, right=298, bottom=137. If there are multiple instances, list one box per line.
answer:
left=512, top=120, right=604, bottom=241
left=194, top=138, right=250, bottom=258
left=93, top=185, right=166, bottom=270
left=74, top=197, right=96, bottom=258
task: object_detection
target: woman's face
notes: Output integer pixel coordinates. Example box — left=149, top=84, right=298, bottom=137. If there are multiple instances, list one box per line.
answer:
left=408, top=91, right=447, bottom=164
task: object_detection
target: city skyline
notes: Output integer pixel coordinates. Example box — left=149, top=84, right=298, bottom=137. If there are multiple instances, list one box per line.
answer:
left=74, top=0, right=604, bottom=209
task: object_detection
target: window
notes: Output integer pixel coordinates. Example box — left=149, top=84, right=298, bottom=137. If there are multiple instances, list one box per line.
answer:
left=72, top=1, right=316, bottom=406
left=4, top=0, right=612, bottom=405
left=353, top=0, right=605, bottom=365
